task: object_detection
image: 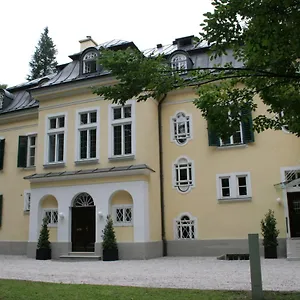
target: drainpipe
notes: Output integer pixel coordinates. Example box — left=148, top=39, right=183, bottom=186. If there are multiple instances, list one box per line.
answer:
left=158, top=94, right=167, bottom=256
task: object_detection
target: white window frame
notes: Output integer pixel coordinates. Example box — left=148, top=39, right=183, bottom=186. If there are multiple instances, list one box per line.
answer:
left=171, top=54, right=188, bottom=74
left=216, top=172, right=252, bottom=201
left=112, top=204, right=133, bottom=227
left=26, top=133, right=37, bottom=167
left=44, top=112, right=67, bottom=165
left=24, top=190, right=31, bottom=212
left=108, top=100, right=136, bottom=158
left=43, top=208, right=58, bottom=227
left=170, top=111, right=192, bottom=146
left=219, top=122, right=244, bottom=146
left=173, top=156, right=195, bottom=194
left=75, top=107, right=100, bottom=162
left=174, top=212, right=197, bottom=240
left=83, top=51, right=97, bottom=74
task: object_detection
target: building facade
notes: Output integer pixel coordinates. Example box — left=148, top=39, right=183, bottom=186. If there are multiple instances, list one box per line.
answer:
left=0, top=36, right=299, bottom=260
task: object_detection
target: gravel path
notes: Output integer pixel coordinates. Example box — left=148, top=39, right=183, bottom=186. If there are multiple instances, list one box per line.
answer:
left=0, top=255, right=299, bottom=291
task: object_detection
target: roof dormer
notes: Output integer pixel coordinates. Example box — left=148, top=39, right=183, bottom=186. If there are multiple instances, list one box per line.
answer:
left=80, top=47, right=101, bottom=76
left=0, top=89, right=14, bottom=111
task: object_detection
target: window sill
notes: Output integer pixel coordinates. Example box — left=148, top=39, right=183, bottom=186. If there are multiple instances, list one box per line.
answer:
left=43, top=162, right=65, bottom=169
left=108, top=155, right=135, bottom=162
left=218, top=197, right=252, bottom=203
left=75, top=159, right=99, bottom=165
left=47, top=224, right=58, bottom=228
left=23, top=166, right=36, bottom=171
left=217, top=144, right=247, bottom=150
left=114, top=223, right=133, bottom=227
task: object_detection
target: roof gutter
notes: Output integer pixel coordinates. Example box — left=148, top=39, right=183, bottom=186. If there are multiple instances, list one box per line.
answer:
left=158, top=94, right=167, bottom=256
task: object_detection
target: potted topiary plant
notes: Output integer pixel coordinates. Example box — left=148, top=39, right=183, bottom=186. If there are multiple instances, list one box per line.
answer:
left=36, top=217, right=51, bottom=260
left=261, top=209, right=279, bottom=259
left=102, top=215, right=119, bottom=261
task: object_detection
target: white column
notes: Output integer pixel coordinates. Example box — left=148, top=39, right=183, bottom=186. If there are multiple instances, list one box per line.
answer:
left=57, top=194, right=70, bottom=242
left=133, top=181, right=150, bottom=242
left=94, top=188, right=110, bottom=243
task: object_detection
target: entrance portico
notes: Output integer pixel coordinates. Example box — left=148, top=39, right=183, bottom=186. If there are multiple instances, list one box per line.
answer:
left=27, top=179, right=150, bottom=259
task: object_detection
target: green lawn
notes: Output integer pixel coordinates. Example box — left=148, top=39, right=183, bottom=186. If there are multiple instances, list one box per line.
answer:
left=0, top=279, right=299, bottom=300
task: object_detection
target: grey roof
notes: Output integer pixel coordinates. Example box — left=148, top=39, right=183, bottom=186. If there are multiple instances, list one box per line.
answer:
left=0, top=36, right=211, bottom=116
left=24, top=164, right=155, bottom=180
left=0, top=89, right=38, bottom=115
left=142, top=40, right=209, bottom=57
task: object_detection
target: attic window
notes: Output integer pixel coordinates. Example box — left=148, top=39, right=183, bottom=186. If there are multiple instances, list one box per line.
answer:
left=0, top=92, right=4, bottom=110
left=83, top=51, right=97, bottom=74
left=171, top=54, right=188, bottom=74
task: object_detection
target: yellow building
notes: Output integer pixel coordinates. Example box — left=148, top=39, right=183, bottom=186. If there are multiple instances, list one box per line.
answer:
left=0, top=35, right=299, bottom=260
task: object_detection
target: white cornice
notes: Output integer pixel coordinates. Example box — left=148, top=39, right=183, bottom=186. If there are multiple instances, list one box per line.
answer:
left=0, top=109, right=38, bottom=126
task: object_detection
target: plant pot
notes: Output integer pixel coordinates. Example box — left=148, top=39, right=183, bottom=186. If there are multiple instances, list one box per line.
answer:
left=103, top=248, right=119, bottom=261
left=36, top=248, right=51, bottom=260
left=264, top=246, right=277, bottom=259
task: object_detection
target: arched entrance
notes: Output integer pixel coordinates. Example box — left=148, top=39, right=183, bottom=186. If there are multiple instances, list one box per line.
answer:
left=71, top=193, right=95, bottom=252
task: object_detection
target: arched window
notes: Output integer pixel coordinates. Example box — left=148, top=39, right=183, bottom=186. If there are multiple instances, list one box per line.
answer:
left=82, top=51, right=97, bottom=74
left=171, top=112, right=191, bottom=145
left=173, top=157, right=194, bottom=193
left=73, top=192, right=94, bottom=207
left=171, top=54, right=187, bottom=74
left=175, top=213, right=196, bottom=239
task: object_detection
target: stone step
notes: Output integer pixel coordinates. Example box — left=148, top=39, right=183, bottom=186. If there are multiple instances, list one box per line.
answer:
left=60, top=252, right=101, bottom=261
left=286, top=238, right=300, bottom=260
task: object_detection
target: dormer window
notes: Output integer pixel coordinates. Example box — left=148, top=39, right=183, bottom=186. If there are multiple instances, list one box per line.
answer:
left=171, top=54, right=188, bottom=74
left=83, top=51, right=97, bottom=74
left=0, top=92, right=3, bottom=110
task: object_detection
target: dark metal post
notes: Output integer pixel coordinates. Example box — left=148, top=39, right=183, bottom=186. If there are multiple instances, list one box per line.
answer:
left=248, top=233, right=263, bottom=300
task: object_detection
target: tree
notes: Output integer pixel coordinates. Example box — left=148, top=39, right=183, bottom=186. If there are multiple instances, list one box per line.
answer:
left=37, top=217, right=51, bottom=250
left=27, top=27, right=58, bottom=81
left=102, top=215, right=118, bottom=251
left=0, top=84, right=7, bottom=89
left=93, top=0, right=300, bottom=139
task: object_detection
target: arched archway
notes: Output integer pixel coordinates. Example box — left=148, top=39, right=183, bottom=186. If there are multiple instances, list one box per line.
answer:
left=71, top=192, right=95, bottom=252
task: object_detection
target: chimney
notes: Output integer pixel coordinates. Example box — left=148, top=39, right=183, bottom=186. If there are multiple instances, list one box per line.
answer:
left=79, top=36, right=98, bottom=51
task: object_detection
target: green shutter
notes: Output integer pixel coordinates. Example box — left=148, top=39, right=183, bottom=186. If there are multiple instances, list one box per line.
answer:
left=241, top=107, right=255, bottom=143
left=17, top=136, right=28, bottom=168
left=0, top=139, right=5, bottom=170
left=0, top=195, right=3, bottom=227
left=207, top=122, right=220, bottom=146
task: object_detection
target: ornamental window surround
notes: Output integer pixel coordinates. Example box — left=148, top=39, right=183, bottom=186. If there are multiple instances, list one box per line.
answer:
left=43, top=209, right=58, bottom=227
left=173, top=157, right=194, bottom=193
left=82, top=51, right=97, bottom=74
left=46, top=114, right=66, bottom=164
left=171, top=112, right=192, bottom=145
left=174, top=213, right=196, bottom=240
left=112, top=205, right=133, bottom=226
left=171, top=54, right=188, bottom=74
left=76, top=109, right=99, bottom=161
left=110, top=102, right=135, bottom=157
left=217, top=172, right=252, bottom=201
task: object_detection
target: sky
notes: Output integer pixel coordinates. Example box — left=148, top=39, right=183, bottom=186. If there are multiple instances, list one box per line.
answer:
left=0, top=0, right=213, bottom=87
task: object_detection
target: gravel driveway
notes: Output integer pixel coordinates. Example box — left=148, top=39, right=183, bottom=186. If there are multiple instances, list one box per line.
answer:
left=0, top=255, right=299, bottom=291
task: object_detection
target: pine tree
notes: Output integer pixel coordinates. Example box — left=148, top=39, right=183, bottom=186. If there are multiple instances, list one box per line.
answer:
left=102, top=216, right=118, bottom=250
left=37, top=217, right=51, bottom=249
left=27, top=27, right=58, bottom=81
